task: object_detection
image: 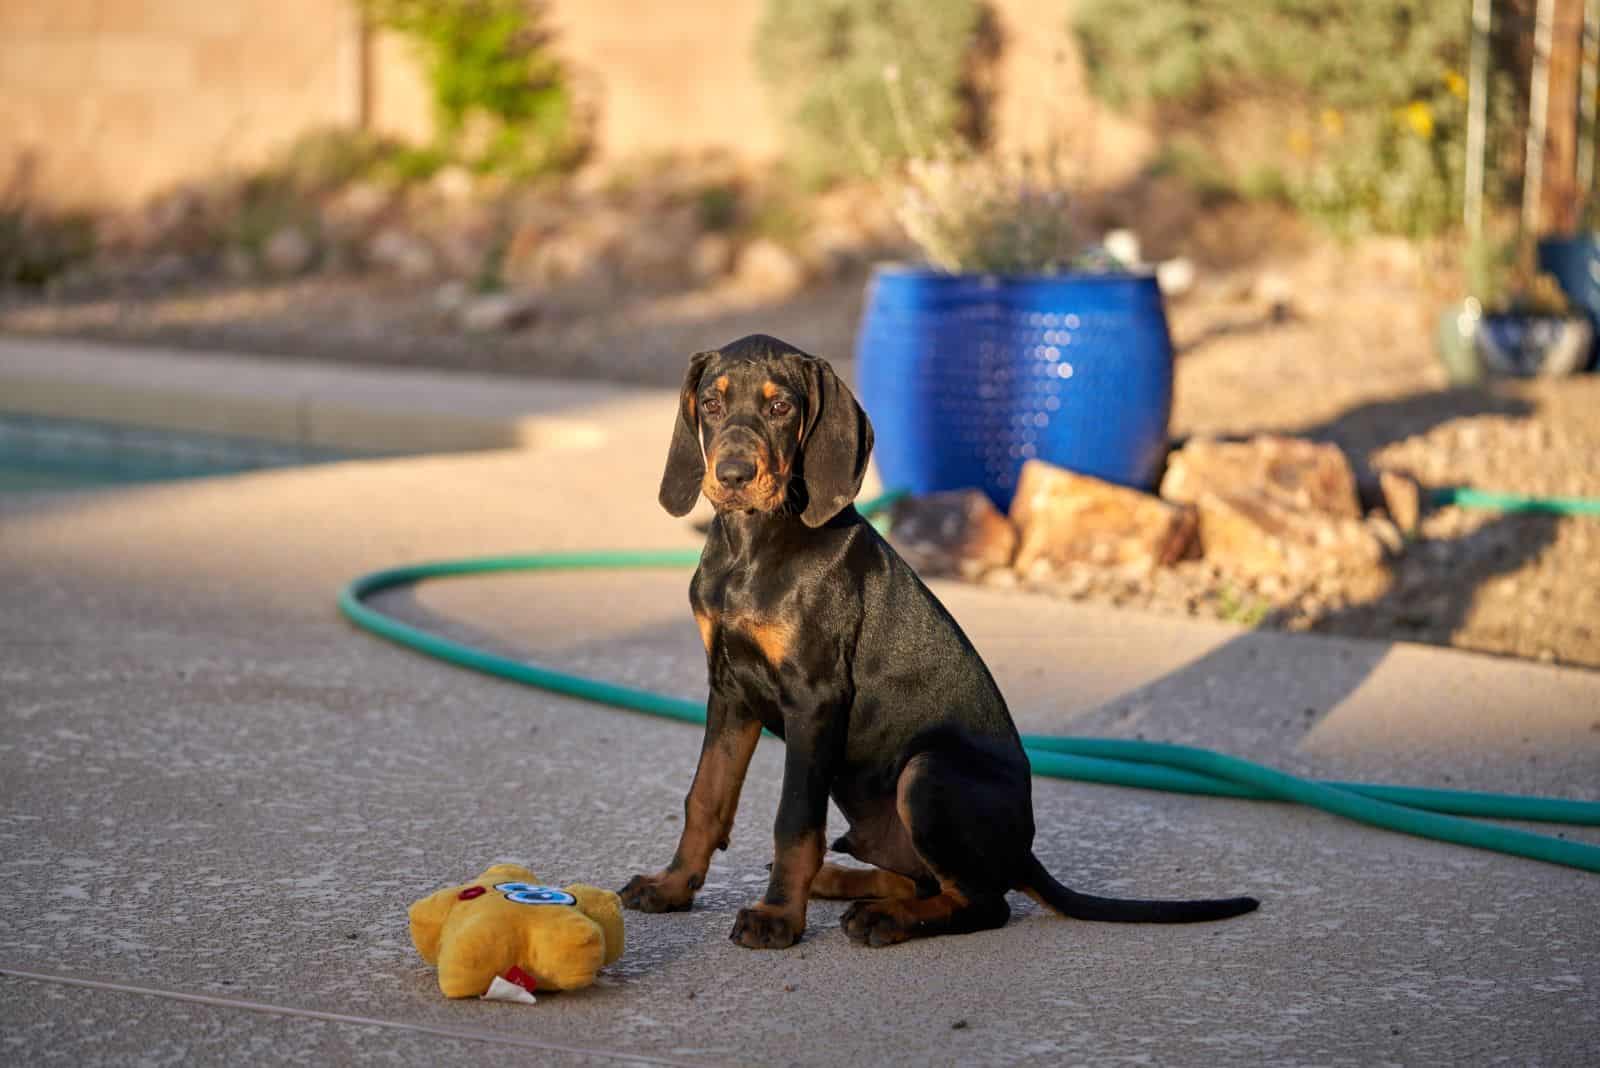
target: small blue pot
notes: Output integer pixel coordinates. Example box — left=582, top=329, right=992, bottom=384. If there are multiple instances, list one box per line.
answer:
left=855, top=266, right=1173, bottom=510
left=1477, top=313, right=1594, bottom=377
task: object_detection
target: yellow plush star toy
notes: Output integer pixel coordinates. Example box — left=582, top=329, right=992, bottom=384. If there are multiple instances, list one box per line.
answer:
left=408, top=863, right=624, bottom=998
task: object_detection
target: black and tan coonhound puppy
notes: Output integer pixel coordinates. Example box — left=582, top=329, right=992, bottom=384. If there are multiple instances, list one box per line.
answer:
left=620, top=334, right=1258, bottom=948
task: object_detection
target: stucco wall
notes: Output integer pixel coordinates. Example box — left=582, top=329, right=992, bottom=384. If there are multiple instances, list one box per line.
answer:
left=0, top=0, right=1146, bottom=210
left=0, top=0, right=367, bottom=208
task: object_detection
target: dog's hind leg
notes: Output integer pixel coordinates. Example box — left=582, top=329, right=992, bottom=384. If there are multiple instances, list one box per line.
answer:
left=839, top=746, right=1027, bottom=946
left=810, top=863, right=918, bottom=901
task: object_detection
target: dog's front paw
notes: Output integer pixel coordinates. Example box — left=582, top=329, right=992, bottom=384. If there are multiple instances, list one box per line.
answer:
left=619, top=872, right=694, bottom=913
left=730, top=905, right=802, bottom=949
left=841, top=899, right=913, bottom=947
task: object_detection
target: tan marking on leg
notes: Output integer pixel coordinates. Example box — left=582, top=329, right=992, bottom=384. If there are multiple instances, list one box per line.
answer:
left=731, top=829, right=824, bottom=948
left=623, top=716, right=762, bottom=913
left=865, top=885, right=969, bottom=928
left=675, top=717, right=763, bottom=869
left=761, top=830, right=825, bottom=916
left=811, top=864, right=918, bottom=900
left=894, top=752, right=932, bottom=832
left=1022, top=887, right=1053, bottom=911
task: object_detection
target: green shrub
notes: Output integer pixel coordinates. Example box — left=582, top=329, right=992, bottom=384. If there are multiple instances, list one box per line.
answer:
left=753, top=0, right=988, bottom=181
left=696, top=184, right=741, bottom=232
left=362, top=0, right=581, bottom=177
left=224, top=177, right=319, bottom=257
left=743, top=183, right=810, bottom=247
left=381, top=144, right=450, bottom=183
left=274, top=127, right=398, bottom=193
left=0, top=207, right=95, bottom=287
left=894, top=153, right=1082, bottom=274
left=1147, top=139, right=1239, bottom=205
left=1074, top=0, right=1473, bottom=237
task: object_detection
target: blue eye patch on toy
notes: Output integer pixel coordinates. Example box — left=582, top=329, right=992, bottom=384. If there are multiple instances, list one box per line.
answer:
left=494, top=881, right=578, bottom=906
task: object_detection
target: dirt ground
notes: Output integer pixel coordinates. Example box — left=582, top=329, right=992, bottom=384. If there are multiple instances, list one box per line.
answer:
left=3, top=236, right=1598, bottom=670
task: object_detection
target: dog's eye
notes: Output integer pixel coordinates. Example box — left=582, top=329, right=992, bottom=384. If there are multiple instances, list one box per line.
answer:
left=701, top=397, right=724, bottom=417
left=768, top=400, right=792, bottom=417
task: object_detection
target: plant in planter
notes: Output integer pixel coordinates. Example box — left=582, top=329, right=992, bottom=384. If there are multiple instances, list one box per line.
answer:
left=855, top=150, right=1173, bottom=509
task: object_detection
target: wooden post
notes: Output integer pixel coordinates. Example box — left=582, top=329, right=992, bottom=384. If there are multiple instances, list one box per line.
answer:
left=1579, top=0, right=1599, bottom=208
left=1537, top=0, right=1584, bottom=233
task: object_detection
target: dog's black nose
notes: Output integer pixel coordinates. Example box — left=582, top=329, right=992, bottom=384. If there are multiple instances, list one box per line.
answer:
left=715, top=457, right=757, bottom=489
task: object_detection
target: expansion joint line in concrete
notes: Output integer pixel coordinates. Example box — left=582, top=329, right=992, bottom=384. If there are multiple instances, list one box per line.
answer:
left=0, top=965, right=703, bottom=1067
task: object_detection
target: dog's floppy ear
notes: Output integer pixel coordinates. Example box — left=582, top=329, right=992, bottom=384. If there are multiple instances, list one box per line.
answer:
left=659, top=349, right=716, bottom=516
left=797, top=356, right=874, bottom=527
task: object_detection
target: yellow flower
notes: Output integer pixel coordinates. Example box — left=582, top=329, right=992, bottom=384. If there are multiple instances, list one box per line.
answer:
left=1320, top=107, right=1345, bottom=136
left=1444, top=70, right=1467, bottom=99
left=1398, top=101, right=1434, bottom=139
left=1287, top=127, right=1313, bottom=157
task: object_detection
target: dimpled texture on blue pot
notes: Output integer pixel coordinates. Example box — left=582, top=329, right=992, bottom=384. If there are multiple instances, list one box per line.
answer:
left=855, top=267, right=1174, bottom=510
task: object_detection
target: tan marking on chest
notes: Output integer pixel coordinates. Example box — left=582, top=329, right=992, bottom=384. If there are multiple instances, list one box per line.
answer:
left=730, top=615, right=796, bottom=668
left=694, top=609, right=717, bottom=652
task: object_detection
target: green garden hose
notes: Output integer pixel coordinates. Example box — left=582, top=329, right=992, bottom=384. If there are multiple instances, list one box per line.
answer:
left=338, top=493, right=1600, bottom=875
left=1433, top=486, right=1600, bottom=516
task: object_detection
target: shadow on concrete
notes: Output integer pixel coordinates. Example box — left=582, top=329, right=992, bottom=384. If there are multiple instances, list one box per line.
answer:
left=1063, top=518, right=1565, bottom=791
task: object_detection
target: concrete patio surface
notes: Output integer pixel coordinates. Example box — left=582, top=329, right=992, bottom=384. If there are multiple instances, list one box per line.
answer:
left=1, top=340, right=1597, bottom=1065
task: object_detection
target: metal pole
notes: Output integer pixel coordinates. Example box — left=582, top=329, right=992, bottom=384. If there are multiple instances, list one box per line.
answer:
left=1524, top=0, right=1557, bottom=234
left=1466, top=0, right=1494, bottom=237
left=1579, top=0, right=1599, bottom=205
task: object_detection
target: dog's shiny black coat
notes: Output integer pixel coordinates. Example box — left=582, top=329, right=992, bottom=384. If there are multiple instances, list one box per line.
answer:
left=620, top=334, right=1258, bottom=948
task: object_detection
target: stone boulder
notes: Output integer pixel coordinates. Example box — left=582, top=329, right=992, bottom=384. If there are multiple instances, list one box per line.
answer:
left=261, top=225, right=316, bottom=276
left=456, top=291, right=539, bottom=333
left=733, top=238, right=807, bottom=297
left=889, top=490, right=1016, bottom=579
left=690, top=233, right=736, bottom=282
left=1160, top=436, right=1383, bottom=576
left=1378, top=470, right=1423, bottom=536
left=505, top=209, right=626, bottom=295
left=366, top=227, right=437, bottom=278
left=1160, top=435, right=1362, bottom=518
left=1180, top=491, right=1385, bottom=576
left=1010, top=460, right=1196, bottom=577
left=320, top=181, right=392, bottom=245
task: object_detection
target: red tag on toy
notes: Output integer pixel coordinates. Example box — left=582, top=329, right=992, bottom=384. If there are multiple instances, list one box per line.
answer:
left=458, top=886, right=486, bottom=900
left=501, top=966, right=537, bottom=994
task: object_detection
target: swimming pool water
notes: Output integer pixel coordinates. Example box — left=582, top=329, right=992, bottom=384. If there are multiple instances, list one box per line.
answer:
left=0, top=412, right=362, bottom=492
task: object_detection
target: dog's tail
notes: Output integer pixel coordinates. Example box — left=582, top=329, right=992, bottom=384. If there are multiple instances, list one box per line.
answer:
left=1019, top=854, right=1258, bottom=924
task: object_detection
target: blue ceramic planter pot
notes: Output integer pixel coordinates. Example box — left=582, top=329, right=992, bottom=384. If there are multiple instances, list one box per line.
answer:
left=1477, top=312, right=1594, bottom=377
left=855, top=266, right=1174, bottom=510
left=1536, top=235, right=1600, bottom=371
